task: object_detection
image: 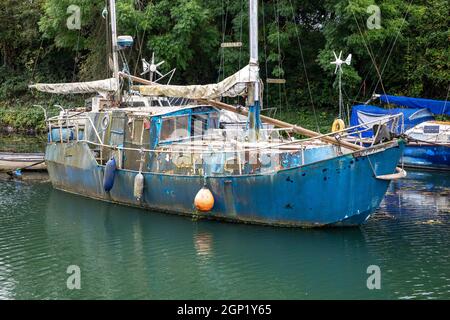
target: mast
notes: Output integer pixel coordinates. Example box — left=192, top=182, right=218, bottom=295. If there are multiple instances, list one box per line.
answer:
left=109, top=0, right=120, bottom=100
left=248, top=0, right=261, bottom=141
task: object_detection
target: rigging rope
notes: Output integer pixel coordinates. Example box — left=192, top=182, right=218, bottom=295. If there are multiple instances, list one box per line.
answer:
left=287, top=0, right=320, bottom=133
left=372, top=0, right=414, bottom=97
left=31, top=38, right=44, bottom=83
left=71, top=29, right=81, bottom=82
left=261, top=0, right=270, bottom=110
left=351, top=10, right=388, bottom=99
left=133, top=3, right=152, bottom=77
left=105, top=0, right=112, bottom=78
left=217, top=0, right=229, bottom=83
left=275, top=0, right=283, bottom=113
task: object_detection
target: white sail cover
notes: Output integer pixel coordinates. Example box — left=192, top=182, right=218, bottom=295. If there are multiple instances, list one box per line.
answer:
left=29, top=78, right=119, bottom=95
left=134, top=64, right=259, bottom=99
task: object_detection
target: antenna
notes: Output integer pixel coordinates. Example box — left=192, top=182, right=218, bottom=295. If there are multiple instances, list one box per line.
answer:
left=330, top=51, right=352, bottom=121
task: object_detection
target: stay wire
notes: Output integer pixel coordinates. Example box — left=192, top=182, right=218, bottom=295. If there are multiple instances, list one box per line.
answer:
left=351, top=10, right=387, bottom=99
left=373, top=0, right=415, bottom=97
left=288, top=0, right=320, bottom=133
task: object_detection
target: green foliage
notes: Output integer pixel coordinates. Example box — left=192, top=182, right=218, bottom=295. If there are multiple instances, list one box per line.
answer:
left=317, top=0, right=449, bottom=103
left=275, top=108, right=337, bottom=134
left=0, top=106, right=46, bottom=132
left=0, top=0, right=449, bottom=132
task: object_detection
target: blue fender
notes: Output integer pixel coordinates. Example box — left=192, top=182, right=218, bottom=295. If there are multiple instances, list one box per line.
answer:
left=103, top=157, right=116, bottom=192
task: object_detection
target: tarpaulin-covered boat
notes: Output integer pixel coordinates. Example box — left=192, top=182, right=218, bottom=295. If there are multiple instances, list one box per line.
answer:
left=350, top=95, right=449, bottom=170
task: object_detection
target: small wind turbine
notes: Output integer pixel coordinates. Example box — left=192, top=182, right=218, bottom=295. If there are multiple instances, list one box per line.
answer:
left=141, top=52, right=165, bottom=82
left=330, top=51, right=352, bottom=74
left=330, top=51, right=352, bottom=125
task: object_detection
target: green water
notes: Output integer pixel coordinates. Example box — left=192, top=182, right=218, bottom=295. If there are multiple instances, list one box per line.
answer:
left=0, top=171, right=449, bottom=300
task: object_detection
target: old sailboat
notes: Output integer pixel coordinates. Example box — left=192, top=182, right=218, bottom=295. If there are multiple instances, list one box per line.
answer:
left=30, top=0, right=406, bottom=227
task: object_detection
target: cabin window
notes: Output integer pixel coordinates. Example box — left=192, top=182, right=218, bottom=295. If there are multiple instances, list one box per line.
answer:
left=130, top=119, right=144, bottom=145
left=123, top=117, right=150, bottom=171
left=209, top=113, right=219, bottom=129
left=191, top=114, right=208, bottom=136
left=132, top=101, right=146, bottom=108
left=160, top=116, right=189, bottom=142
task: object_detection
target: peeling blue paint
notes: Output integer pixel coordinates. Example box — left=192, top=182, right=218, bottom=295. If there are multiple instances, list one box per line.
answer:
left=45, top=139, right=405, bottom=227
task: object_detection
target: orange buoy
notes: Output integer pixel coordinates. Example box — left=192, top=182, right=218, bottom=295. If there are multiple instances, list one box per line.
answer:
left=194, top=187, right=215, bottom=212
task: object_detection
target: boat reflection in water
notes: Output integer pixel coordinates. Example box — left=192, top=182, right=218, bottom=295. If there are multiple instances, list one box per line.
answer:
left=381, top=170, right=449, bottom=219
left=42, top=186, right=373, bottom=299
left=0, top=171, right=448, bottom=300
left=361, top=170, right=450, bottom=299
left=42, top=169, right=448, bottom=299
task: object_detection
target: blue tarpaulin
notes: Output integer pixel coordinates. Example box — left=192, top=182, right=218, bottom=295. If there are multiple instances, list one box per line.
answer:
left=350, top=104, right=434, bottom=137
left=379, top=94, right=450, bottom=116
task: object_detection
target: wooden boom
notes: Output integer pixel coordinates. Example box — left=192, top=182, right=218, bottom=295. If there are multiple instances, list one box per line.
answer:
left=200, top=99, right=363, bottom=151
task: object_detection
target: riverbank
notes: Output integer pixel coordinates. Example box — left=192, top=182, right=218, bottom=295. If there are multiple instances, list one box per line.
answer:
left=0, top=95, right=85, bottom=134
left=0, top=133, right=47, bottom=153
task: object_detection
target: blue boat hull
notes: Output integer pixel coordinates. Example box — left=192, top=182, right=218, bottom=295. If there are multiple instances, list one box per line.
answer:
left=45, top=141, right=405, bottom=227
left=401, top=143, right=449, bottom=171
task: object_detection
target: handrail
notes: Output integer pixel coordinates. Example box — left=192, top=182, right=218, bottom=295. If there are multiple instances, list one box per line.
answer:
left=45, top=110, right=403, bottom=155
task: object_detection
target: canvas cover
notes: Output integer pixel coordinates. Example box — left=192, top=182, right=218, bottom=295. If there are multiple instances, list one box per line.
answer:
left=29, top=78, right=119, bottom=95
left=379, top=94, right=449, bottom=116
left=133, top=64, right=259, bottom=100
left=350, top=104, right=435, bottom=137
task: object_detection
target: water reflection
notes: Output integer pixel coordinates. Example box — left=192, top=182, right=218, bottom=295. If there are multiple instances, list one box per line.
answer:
left=0, top=170, right=448, bottom=299
left=194, top=232, right=214, bottom=257
left=41, top=189, right=373, bottom=299
left=361, top=170, right=450, bottom=300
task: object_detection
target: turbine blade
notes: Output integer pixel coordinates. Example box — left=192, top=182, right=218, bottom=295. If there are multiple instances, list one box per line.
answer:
left=142, top=61, right=149, bottom=73
left=333, top=51, right=338, bottom=60
left=345, top=54, right=352, bottom=65
left=155, top=60, right=165, bottom=67
left=338, top=51, right=342, bottom=60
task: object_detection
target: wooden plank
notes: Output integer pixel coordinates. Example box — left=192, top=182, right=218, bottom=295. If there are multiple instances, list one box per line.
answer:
left=266, top=78, right=286, bottom=84
left=221, top=42, right=243, bottom=48
left=119, top=72, right=154, bottom=85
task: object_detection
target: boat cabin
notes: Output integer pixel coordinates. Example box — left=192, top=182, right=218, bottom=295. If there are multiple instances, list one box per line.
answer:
left=81, top=105, right=222, bottom=173
left=47, top=104, right=349, bottom=177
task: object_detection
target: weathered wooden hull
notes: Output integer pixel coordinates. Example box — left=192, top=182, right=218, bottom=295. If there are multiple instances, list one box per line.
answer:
left=402, top=143, right=449, bottom=171
left=45, top=140, right=404, bottom=227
